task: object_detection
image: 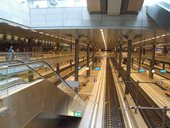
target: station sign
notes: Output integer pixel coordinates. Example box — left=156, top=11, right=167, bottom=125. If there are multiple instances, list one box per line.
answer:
left=138, top=69, right=145, bottom=73
left=94, top=67, right=101, bottom=70
left=160, top=70, right=166, bottom=73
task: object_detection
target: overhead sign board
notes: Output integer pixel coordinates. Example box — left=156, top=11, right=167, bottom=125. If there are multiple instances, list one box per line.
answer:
left=160, top=70, right=166, bottom=73
left=94, top=67, right=101, bottom=70
left=138, top=69, right=145, bottom=73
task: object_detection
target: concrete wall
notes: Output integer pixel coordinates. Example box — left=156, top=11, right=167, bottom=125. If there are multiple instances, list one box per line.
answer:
left=86, top=0, right=101, bottom=13
left=1, top=80, right=86, bottom=128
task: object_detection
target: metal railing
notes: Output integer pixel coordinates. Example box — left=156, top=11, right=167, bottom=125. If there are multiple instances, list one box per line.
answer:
left=0, top=51, right=86, bottom=62
left=0, top=60, right=85, bottom=108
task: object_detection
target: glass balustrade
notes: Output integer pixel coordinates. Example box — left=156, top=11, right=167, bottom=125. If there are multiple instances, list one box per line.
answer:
left=0, top=51, right=82, bottom=62
left=0, top=60, right=84, bottom=108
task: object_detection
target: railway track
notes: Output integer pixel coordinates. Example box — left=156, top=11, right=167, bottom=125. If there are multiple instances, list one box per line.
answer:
left=105, top=59, right=125, bottom=128
left=111, top=58, right=170, bottom=128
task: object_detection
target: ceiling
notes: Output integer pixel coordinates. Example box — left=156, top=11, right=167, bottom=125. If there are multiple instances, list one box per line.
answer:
left=0, top=23, right=169, bottom=50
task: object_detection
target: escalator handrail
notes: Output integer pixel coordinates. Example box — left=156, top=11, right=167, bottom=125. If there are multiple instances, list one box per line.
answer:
left=0, top=60, right=44, bottom=79
left=0, top=60, right=85, bottom=101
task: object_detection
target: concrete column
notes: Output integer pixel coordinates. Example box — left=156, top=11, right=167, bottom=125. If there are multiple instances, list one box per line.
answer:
left=74, top=38, right=79, bottom=82
left=125, top=40, right=132, bottom=94
left=138, top=47, right=142, bottom=70
left=118, top=43, right=122, bottom=77
left=149, top=43, right=156, bottom=79
left=86, top=44, right=90, bottom=77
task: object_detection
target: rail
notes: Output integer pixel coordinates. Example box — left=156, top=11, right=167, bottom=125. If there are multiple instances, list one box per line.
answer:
left=111, top=57, right=170, bottom=128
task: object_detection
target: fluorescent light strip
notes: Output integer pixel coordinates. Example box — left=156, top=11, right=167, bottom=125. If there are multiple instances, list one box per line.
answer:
left=39, top=31, right=44, bottom=34
left=132, top=33, right=168, bottom=46
left=100, top=29, right=107, bottom=50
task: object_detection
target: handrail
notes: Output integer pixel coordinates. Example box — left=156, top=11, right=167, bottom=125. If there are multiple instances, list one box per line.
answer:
left=0, top=60, right=85, bottom=101
left=0, top=60, right=44, bottom=79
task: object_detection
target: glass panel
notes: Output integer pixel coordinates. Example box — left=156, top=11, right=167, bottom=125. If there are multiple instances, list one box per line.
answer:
left=0, top=60, right=84, bottom=108
left=28, top=0, right=87, bottom=8
left=0, top=51, right=75, bottom=62
left=28, top=61, right=80, bottom=98
left=0, top=63, right=43, bottom=108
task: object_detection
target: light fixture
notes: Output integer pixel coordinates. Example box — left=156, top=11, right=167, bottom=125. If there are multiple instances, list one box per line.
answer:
left=100, top=29, right=107, bottom=50
left=39, top=31, right=44, bottom=34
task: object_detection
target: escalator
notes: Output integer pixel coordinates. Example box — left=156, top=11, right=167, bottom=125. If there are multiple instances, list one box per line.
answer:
left=0, top=60, right=86, bottom=128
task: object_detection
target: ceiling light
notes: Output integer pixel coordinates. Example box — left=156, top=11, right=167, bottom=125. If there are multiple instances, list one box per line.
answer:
left=100, top=29, right=103, bottom=32
left=39, top=31, right=44, bottom=34
left=100, top=29, right=107, bottom=50
left=161, top=34, right=166, bottom=37
left=156, top=36, right=160, bottom=39
left=31, top=29, right=37, bottom=33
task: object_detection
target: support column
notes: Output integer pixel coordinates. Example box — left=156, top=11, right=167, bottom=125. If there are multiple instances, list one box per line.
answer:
left=138, top=47, right=142, bottom=70
left=162, top=63, right=165, bottom=70
left=125, top=40, right=132, bottom=94
left=115, top=46, right=118, bottom=70
left=74, top=38, right=79, bottom=92
left=28, top=70, right=34, bottom=82
left=70, top=43, right=73, bottom=68
left=92, top=46, right=95, bottom=70
left=56, top=63, right=60, bottom=73
left=118, top=43, right=122, bottom=77
left=57, top=43, right=60, bottom=51
left=131, top=58, right=134, bottom=68
left=149, top=43, right=156, bottom=79
left=86, top=43, right=90, bottom=77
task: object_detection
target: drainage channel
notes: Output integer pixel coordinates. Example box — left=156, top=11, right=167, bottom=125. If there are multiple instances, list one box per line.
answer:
left=104, top=59, right=125, bottom=128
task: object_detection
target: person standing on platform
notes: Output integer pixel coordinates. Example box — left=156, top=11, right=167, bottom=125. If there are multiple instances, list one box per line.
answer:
left=7, top=46, right=14, bottom=60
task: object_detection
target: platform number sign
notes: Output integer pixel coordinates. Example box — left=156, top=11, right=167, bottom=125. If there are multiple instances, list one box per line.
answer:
left=138, top=69, right=145, bottom=73
left=160, top=70, right=166, bottom=74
